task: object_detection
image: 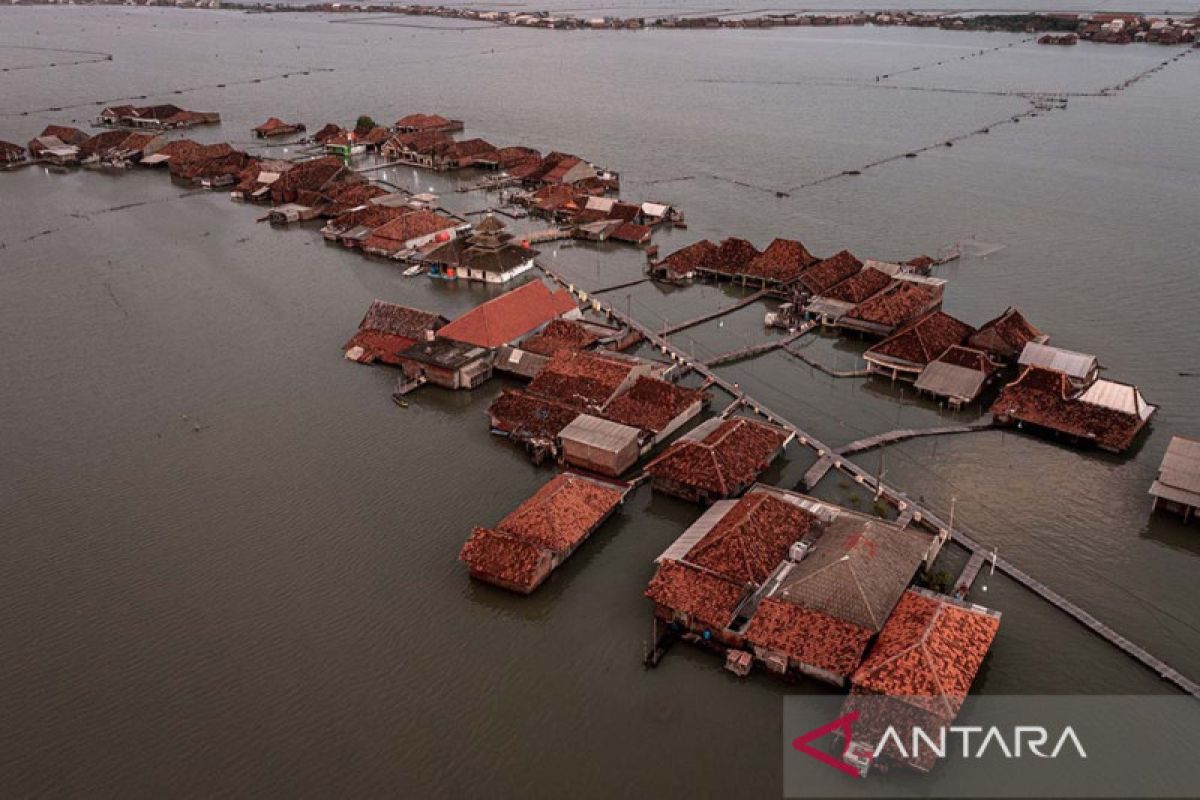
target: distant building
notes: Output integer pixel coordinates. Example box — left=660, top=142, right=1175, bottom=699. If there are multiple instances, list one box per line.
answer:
left=421, top=215, right=537, bottom=283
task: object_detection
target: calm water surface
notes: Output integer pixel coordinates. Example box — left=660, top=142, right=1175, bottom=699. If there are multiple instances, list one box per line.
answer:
left=1, top=7, right=1198, bottom=796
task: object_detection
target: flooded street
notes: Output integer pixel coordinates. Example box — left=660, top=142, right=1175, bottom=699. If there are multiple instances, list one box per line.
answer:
left=1, top=7, right=1198, bottom=795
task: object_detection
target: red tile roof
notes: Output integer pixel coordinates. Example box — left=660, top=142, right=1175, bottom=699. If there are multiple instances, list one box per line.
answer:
left=968, top=307, right=1046, bottom=361
left=645, top=417, right=789, bottom=499
left=610, top=222, right=652, bottom=244
left=438, top=281, right=578, bottom=349
left=745, top=597, right=875, bottom=678
left=495, top=473, right=624, bottom=553
left=254, top=117, right=302, bottom=135
left=989, top=366, right=1149, bottom=452
left=934, top=344, right=998, bottom=374
left=798, top=250, right=863, bottom=295
left=820, top=265, right=894, bottom=304
left=852, top=589, right=1000, bottom=720
left=844, top=280, right=941, bottom=329
left=487, top=389, right=582, bottom=441
left=343, top=300, right=445, bottom=364
left=865, top=311, right=974, bottom=368
left=685, top=493, right=816, bottom=584
left=744, top=238, right=819, bottom=283
left=602, top=376, right=707, bottom=434
left=394, top=112, right=458, bottom=130
left=521, top=319, right=601, bottom=357
left=525, top=351, right=639, bottom=409
left=655, top=239, right=718, bottom=277
left=644, top=560, right=746, bottom=631
left=459, top=526, right=550, bottom=592
left=704, top=237, right=761, bottom=276
left=362, top=210, right=457, bottom=253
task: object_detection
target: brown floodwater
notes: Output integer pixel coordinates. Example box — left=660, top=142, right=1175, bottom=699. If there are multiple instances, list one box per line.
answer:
left=1, top=7, right=1198, bottom=796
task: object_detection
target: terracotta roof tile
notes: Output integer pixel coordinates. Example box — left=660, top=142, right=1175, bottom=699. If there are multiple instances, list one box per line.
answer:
left=820, top=265, right=894, bottom=304
left=968, top=307, right=1046, bottom=361
left=989, top=366, right=1149, bottom=451
left=852, top=590, right=999, bottom=713
left=645, top=417, right=788, bottom=499
left=438, top=281, right=578, bottom=349
left=798, top=250, right=863, bottom=294
left=644, top=560, right=746, bottom=631
left=602, top=376, right=707, bottom=434
left=685, top=493, right=816, bottom=584
left=525, top=351, right=639, bottom=409
left=744, top=238, right=819, bottom=283
left=487, top=389, right=582, bottom=441
left=496, top=473, right=624, bottom=553
left=745, top=597, right=874, bottom=677
left=844, top=280, right=941, bottom=329
left=459, top=527, right=549, bottom=591
left=866, top=311, right=975, bottom=368
left=521, top=319, right=601, bottom=357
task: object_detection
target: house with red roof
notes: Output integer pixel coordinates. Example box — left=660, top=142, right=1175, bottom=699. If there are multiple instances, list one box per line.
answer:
left=361, top=210, right=461, bottom=258
left=437, top=280, right=581, bottom=350
left=644, top=416, right=790, bottom=504
left=839, top=278, right=946, bottom=338
left=841, top=588, right=1001, bottom=773
left=967, top=306, right=1048, bottom=364
left=990, top=366, right=1156, bottom=453
left=342, top=300, right=447, bottom=366
left=253, top=117, right=305, bottom=139
left=459, top=472, right=629, bottom=593
left=864, top=310, right=975, bottom=382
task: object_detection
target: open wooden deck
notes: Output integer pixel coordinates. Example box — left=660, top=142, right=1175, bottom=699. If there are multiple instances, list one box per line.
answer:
left=536, top=259, right=1200, bottom=698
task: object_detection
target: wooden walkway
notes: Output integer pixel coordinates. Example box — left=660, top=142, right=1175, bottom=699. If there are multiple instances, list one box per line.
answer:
left=783, top=346, right=871, bottom=378
left=590, top=277, right=650, bottom=295
left=955, top=551, right=988, bottom=598
left=661, top=289, right=769, bottom=336
left=802, top=455, right=837, bottom=491
left=835, top=418, right=996, bottom=457
left=526, top=228, right=572, bottom=244
left=536, top=259, right=1200, bottom=698
left=702, top=323, right=815, bottom=368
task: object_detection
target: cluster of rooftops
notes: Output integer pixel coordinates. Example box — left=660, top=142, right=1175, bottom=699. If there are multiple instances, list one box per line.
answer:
left=653, top=234, right=1158, bottom=453
left=335, top=273, right=1007, bottom=773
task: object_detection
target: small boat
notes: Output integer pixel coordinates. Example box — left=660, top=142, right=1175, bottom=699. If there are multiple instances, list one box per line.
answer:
left=402, top=264, right=424, bottom=277
left=392, top=396, right=409, bottom=408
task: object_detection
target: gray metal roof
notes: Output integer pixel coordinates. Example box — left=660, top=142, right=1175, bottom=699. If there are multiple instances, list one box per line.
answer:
left=558, top=413, right=640, bottom=451
left=656, top=499, right=738, bottom=564
left=1018, top=342, right=1097, bottom=380
left=1151, top=436, right=1200, bottom=505
left=914, top=361, right=987, bottom=402
left=1078, top=379, right=1155, bottom=420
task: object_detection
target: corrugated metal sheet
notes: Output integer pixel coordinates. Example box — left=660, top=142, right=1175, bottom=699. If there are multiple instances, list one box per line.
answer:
left=656, top=500, right=738, bottom=564
left=914, top=361, right=986, bottom=402
left=559, top=414, right=640, bottom=451
left=1019, top=342, right=1097, bottom=380
left=1078, top=379, right=1154, bottom=420
left=1155, top=436, right=1200, bottom=500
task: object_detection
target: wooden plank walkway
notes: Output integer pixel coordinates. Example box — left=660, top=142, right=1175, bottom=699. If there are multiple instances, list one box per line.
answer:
left=835, top=418, right=996, bottom=457
left=702, top=323, right=815, bottom=368
left=536, top=259, right=1200, bottom=697
left=590, top=277, right=650, bottom=295
left=802, top=455, right=837, bottom=491
left=661, top=288, right=769, bottom=336
left=955, top=551, right=988, bottom=598
left=783, top=346, right=871, bottom=378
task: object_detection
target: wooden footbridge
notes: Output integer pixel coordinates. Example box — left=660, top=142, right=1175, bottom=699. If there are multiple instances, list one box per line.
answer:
left=660, top=288, right=769, bottom=336
left=702, top=323, right=815, bottom=367
left=537, top=260, right=1200, bottom=698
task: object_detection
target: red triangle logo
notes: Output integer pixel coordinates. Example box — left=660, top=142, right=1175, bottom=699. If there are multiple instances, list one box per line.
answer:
left=791, top=710, right=862, bottom=779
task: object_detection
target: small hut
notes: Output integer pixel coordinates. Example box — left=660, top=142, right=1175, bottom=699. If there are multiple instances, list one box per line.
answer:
left=1150, top=436, right=1200, bottom=522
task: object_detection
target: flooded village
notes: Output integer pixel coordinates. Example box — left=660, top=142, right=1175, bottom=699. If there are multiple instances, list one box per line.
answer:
left=3, top=5, right=1199, bottom=795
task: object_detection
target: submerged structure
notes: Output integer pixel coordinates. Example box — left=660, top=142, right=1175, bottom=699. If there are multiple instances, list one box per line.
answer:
left=459, top=472, right=628, bottom=593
